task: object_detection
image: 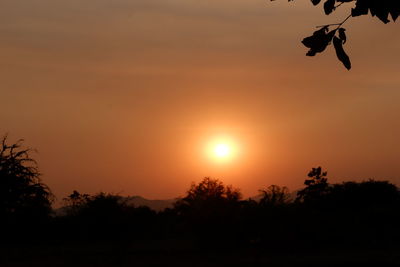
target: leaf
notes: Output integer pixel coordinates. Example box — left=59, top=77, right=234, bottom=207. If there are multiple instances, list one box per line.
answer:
left=391, top=10, right=399, bottom=22
left=338, top=28, right=346, bottom=44
left=302, top=27, right=337, bottom=56
left=324, top=0, right=336, bottom=15
left=352, top=0, right=369, bottom=17
left=302, top=26, right=327, bottom=48
left=333, top=36, right=351, bottom=70
left=372, top=8, right=390, bottom=24
left=311, top=0, right=322, bottom=5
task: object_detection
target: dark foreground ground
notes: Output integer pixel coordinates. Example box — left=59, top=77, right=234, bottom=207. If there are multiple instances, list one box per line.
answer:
left=1, top=240, right=400, bottom=267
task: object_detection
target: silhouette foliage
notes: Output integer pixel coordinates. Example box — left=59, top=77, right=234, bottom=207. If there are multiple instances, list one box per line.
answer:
left=60, top=191, right=157, bottom=241
left=174, top=177, right=241, bottom=215
left=174, top=177, right=242, bottom=243
left=296, top=166, right=329, bottom=204
left=1, top=136, right=399, bottom=253
left=259, top=185, right=290, bottom=207
left=62, top=190, right=91, bottom=216
left=0, top=135, right=53, bottom=222
left=275, top=0, right=399, bottom=69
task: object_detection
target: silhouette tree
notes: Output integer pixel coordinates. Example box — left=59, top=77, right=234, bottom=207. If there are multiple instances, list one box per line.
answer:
left=60, top=191, right=157, bottom=241
left=62, top=192, right=129, bottom=221
left=296, top=166, right=330, bottom=203
left=0, top=135, right=53, bottom=222
left=259, top=185, right=290, bottom=207
left=273, top=0, right=399, bottom=69
left=62, top=190, right=91, bottom=216
left=328, top=179, right=400, bottom=209
left=175, top=177, right=241, bottom=213
left=174, top=177, right=242, bottom=243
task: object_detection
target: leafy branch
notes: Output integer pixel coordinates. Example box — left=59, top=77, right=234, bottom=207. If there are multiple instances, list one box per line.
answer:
left=274, top=0, right=400, bottom=70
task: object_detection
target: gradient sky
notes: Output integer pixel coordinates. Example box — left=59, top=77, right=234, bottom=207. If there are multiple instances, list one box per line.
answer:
left=1, top=0, right=399, bottom=202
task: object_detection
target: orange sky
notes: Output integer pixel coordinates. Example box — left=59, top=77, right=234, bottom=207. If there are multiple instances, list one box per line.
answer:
left=1, top=0, right=399, bottom=201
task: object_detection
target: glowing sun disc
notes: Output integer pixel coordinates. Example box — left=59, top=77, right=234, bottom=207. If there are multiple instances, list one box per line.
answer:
left=214, top=144, right=230, bottom=157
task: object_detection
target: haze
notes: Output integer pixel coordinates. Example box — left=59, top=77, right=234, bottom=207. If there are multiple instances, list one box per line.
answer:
left=1, top=0, right=399, bottom=201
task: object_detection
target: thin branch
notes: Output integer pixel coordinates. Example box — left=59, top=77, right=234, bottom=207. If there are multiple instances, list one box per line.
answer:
left=316, top=13, right=352, bottom=29
left=334, top=0, right=356, bottom=10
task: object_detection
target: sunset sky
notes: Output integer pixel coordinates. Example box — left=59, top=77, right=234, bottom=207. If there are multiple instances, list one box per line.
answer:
left=1, top=0, right=399, bottom=201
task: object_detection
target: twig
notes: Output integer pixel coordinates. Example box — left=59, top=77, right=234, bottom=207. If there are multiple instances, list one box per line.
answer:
left=316, top=14, right=352, bottom=29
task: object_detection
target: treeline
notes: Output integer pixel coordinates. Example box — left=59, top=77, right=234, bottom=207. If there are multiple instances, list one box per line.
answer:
left=1, top=136, right=400, bottom=249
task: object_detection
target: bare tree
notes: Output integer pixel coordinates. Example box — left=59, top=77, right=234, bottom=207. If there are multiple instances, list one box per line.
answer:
left=0, top=135, right=53, bottom=220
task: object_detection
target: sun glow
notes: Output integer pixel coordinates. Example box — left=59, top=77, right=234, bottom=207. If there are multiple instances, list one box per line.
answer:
left=214, top=143, right=230, bottom=158
left=204, top=136, right=239, bottom=163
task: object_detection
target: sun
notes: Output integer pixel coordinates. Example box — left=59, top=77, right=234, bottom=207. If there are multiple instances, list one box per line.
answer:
left=204, top=136, right=238, bottom=163
left=214, top=143, right=230, bottom=158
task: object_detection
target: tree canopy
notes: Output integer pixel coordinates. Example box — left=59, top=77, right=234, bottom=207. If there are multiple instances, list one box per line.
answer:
left=0, top=135, right=53, bottom=221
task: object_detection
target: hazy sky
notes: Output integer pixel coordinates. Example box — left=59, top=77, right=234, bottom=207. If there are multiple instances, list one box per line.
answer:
left=1, top=0, right=399, bottom=201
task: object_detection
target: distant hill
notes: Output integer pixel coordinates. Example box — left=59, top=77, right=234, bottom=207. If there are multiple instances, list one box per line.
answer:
left=124, top=196, right=177, bottom=212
